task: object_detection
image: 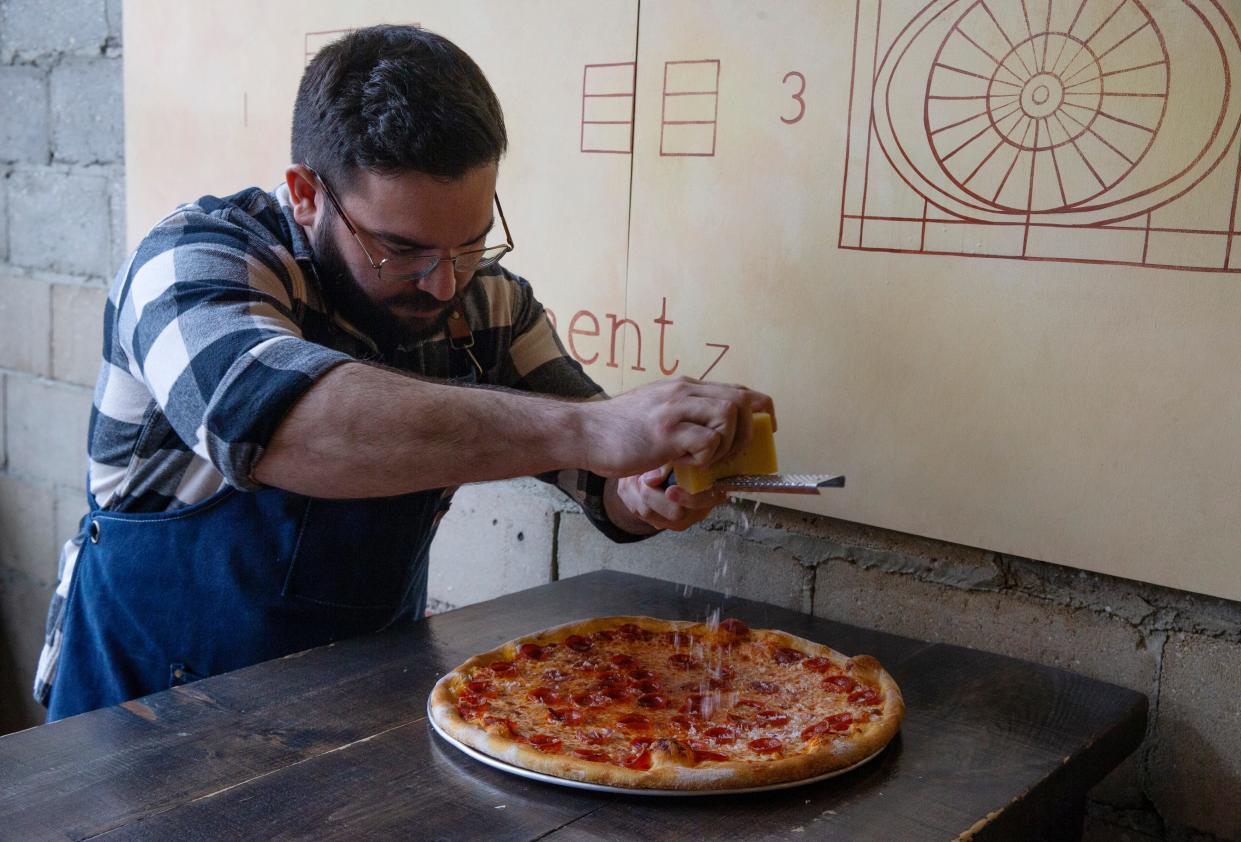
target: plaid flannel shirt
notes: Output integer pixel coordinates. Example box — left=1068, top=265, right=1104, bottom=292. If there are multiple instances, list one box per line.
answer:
left=34, top=183, right=643, bottom=706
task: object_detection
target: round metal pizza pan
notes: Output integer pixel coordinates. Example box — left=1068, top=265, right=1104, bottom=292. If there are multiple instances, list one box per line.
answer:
left=427, top=699, right=886, bottom=796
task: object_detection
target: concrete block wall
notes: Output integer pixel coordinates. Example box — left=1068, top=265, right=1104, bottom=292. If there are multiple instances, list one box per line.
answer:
left=0, top=0, right=122, bottom=732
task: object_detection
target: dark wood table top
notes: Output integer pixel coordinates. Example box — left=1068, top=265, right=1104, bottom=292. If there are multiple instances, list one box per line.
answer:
left=0, top=570, right=1146, bottom=841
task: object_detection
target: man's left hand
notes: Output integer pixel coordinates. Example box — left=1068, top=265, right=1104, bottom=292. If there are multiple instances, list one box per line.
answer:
left=606, top=464, right=728, bottom=534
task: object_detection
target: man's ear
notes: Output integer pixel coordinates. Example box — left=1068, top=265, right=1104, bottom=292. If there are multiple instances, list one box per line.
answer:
left=285, top=165, right=321, bottom=228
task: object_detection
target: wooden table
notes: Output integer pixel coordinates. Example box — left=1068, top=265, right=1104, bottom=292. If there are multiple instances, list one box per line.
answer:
left=0, top=570, right=1146, bottom=841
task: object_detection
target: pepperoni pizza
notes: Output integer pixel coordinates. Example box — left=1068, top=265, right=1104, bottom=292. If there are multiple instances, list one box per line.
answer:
left=429, top=616, right=904, bottom=790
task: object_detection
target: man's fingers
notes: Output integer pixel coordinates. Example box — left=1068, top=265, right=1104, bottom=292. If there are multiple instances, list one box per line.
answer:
left=718, top=405, right=753, bottom=464
left=668, top=485, right=728, bottom=510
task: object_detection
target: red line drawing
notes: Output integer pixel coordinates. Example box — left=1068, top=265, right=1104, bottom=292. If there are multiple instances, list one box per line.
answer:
left=581, top=62, right=637, bottom=154
left=700, top=343, right=730, bottom=379
left=661, top=59, right=721, bottom=157
left=841, top=0, right=1241, bottom=272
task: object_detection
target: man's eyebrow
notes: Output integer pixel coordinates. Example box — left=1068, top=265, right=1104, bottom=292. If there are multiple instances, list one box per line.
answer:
left=373, top=217, right=496, bottom=251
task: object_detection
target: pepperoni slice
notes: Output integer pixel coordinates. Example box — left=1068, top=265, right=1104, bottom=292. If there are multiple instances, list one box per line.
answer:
left=456, top=701, right=487, bottom=719
left=547, top=708, right=585, bottom=725
left=692, top=749, right=730, bottom=763
left=749, top=680, right=779, bottom=695
left=636, top=693, right=669, bottom=710
left=610, top=654, right=636, bottom=667
left=757, top=710, right=791, bottom=727
left=800, top=720, right=833, bottom=741
left=573, top=692, right=610, bottom=709
left=590, top=629, right=616, bottom=642
left=518, top=643, right=546, bottom=660
left=564, top=634, right=593, bottom=652
left=573, top=748, right=610, bottom=762
left=627, top=669, right=657, bottom=681
left=581, top=728, right=613, bottom=745
left=704, top=726, right=736, bottom=744
left=718, top=618, right=750, bottom=637
left=616, top=714, right=652, bottom=731
left=824, top=675, right=857, bottom=693
left=527, top=686, right=563, bottom=704
left=527, top=734, right=562, bottom=753
left=629, top=736, right=654, bottom=750
left=668, top=653, right=699, bottom=670
left=465, top=680, right=497, bottom=697
left=849, top=688, right=881, bottom=706
left=623, top=749, right=652, bottom=770
left=772, top=646, right=805, bottom=665
left=601, top=684, right=638, bottom=701
left=748, top=737, right=783, bottom=755
left=617, top=623, right=644, bottom=640
left=488, top=660, right=517, bottom=676
left=828, top=712, right=854, bottom=731
left=802, top=656, right=834, bottom=673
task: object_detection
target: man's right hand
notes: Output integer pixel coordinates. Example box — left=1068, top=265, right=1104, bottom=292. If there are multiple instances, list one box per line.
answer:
left=577, top=376, right=776, bottom=479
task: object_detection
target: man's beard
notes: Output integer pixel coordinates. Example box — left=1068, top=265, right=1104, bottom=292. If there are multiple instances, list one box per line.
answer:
left=311, top=225, right=452, bottom=350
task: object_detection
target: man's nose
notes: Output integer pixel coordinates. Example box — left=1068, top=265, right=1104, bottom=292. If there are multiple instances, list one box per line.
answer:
left=418, top=259, right=457, bottom=302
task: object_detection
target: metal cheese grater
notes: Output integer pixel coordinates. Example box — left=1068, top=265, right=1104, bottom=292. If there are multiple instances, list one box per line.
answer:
left=670, top=473, right=846, bottom=495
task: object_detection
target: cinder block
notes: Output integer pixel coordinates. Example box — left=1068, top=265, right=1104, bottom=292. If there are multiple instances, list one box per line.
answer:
left=557, top=513, right=812, bottom=612
left=814, top=560, right=1155, bottom=691
left=709, top=500, right=1005, bottom=590
left=0, top=566, right=56, bottom=731
left=5, top=374, right=93, bottom=489
left=51, top=283, right=106, bottom=387
left=8, top=168, right=111, bottom=277
left=0, top=0, right=109, bottom=60
left=0, top=171, right=7, bottom=261
left=0, top=274, right=51, bottom=376
left=105, top=0, right=122, bottom=44
left=0, top=472, right=57, bottom=584
left=428, top=480, right=554, bottom=609
left=54, top=484, right=89, bottom=550
left=50, top=58, right=123, bottom=164
left=0, top=65, right=49, bottom=165
left=109, top=171, right=127, bottom=275
left=1148, top=632, right=1241, bottom=840
left=813, top=560, right=1156, bottom=806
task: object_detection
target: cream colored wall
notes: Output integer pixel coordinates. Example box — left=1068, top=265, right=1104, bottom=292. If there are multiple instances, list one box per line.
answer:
left=126, top=0, right=1241, bottom=602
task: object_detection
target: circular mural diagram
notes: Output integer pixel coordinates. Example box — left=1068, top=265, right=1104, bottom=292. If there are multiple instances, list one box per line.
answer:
left=847, top=0, right=1241, bottom=266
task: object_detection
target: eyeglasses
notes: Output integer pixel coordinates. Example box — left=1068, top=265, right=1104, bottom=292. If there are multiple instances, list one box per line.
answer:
left=303, top=164, right=514, bottom=283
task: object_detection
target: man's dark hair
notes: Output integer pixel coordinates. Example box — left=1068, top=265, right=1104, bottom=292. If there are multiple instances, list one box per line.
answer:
left=291, top=25, right=507, bottom=187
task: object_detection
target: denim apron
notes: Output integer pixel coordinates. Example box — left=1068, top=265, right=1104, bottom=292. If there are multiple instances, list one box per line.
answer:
left=46, top=332, right=481, bottom=721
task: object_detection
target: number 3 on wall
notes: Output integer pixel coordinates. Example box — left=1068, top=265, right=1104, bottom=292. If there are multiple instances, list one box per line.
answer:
left=781, top=71, right=806, bottom=125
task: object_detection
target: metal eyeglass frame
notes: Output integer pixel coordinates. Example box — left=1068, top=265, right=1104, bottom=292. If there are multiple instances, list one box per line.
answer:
left=302, top=164, right=514, bottom=282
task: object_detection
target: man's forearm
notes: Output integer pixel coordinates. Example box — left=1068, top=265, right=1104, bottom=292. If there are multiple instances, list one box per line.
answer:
left=253, top=362, right=587, bottom=497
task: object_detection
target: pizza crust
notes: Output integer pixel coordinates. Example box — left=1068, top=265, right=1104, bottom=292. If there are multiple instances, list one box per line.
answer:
left=429, top=615, right=904, bottom=791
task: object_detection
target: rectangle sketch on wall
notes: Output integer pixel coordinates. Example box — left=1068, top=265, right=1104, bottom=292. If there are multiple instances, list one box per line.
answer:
left=839, top=0, right=1241, bottom=272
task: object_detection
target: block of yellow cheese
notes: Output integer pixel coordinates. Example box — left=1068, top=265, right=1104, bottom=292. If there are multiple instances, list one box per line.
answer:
left=675, top=412, right=778, bottom=494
